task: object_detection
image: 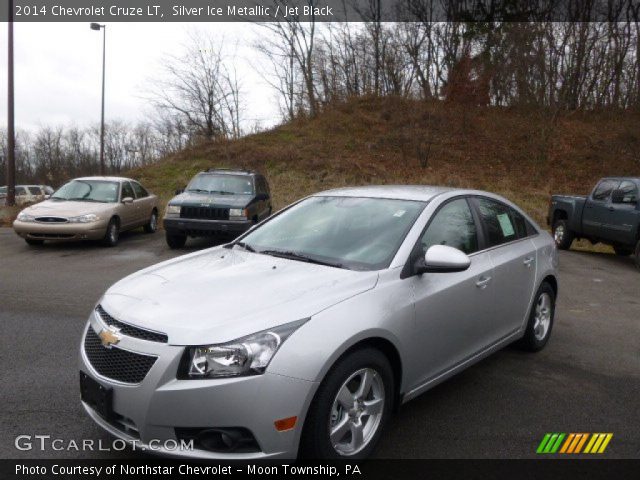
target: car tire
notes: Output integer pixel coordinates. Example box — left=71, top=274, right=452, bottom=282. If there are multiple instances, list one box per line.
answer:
left=634, top=240, right=640, bottom=271
left=613, top=246, right=633, bottom=256
left=299, top=348, right=393, bottom=460
left=517, top=282, right=556, bottom=352
left=552, top=219, right=574, bottom=250
left=144, top=210, right=158, bottom=234
left=25, top=238, right=44, bottom=246
left=102, top=218, right=120, bottom=247
left=166, top=232, right=187, bottom=249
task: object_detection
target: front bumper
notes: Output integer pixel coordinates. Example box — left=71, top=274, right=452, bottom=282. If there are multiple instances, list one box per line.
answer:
left=78, top=313, right=317, bottom=459
left=164, top=217, right=252, bottom=237
left=13, top=219, right=108, bottom=241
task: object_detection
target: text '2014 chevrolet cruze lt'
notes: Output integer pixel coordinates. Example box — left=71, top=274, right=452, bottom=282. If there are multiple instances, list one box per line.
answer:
left=79, top=186, right=558, bottom=459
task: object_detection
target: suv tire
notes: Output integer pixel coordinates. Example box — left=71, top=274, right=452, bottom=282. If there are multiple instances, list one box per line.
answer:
left=166, top=232, right=187, bottom=249
left=614, top=246, right=633, bottom=256
left=552, top=219, right=574, bottom=250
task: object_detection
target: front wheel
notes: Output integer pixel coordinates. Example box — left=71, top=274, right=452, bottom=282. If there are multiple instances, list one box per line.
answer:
left=613, top=245, right=633, bottom=256
left=166, top=232, right=187, bottom=249
left=102, top=218, right=119, bottom=247
left=552, top=219, right=574, bottom=250
left=300, top=348, right=393, bottom=459
left=517, top=282, right=556, bottom=352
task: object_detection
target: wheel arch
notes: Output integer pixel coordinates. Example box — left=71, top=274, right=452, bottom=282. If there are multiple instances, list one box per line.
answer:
left=541, top=274, right=558, bottom=298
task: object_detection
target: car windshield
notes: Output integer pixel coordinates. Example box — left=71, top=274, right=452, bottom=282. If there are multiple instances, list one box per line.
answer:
left=239, top=196, right=426, bottom=271
left=186, top=174, right=254, bottom=195
left=51, top=180, right=119, bottom=203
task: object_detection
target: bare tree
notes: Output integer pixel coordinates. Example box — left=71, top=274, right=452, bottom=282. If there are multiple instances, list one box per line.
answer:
left=148, top=31, right=242, bottom=140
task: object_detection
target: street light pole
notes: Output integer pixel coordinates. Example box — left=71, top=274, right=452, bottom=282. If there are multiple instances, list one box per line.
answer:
left=6, top=0, right=16, bottom=207
left=91, top=23, right=106, bottom=176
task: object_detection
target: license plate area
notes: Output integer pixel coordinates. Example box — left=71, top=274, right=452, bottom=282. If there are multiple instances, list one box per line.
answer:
left=80, top=372, right=114, bottom=421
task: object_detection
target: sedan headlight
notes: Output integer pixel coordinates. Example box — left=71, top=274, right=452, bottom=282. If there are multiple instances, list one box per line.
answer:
left=17, top=212, right=36, bottom=222
left=68, top=214, right=99, bottom=223
left=184, top=319, right=308, bottom=379
left=166, top=204, right=181, bottom=215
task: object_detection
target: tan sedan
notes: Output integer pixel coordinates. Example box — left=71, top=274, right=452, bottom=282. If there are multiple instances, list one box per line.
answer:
left=13, top=176, right=158, bottom=247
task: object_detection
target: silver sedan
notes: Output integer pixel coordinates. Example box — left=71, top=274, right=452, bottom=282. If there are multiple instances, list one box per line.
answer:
left=79, top=186, right=558, bottom=459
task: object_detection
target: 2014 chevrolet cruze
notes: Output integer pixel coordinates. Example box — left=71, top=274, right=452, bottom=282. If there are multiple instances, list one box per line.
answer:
left=79, top=186, right=558, bottom=459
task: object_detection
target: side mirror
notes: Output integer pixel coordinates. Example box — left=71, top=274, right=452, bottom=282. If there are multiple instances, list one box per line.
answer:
left=611, top=189, right=636, bottom=204
left=416, top=245, right=471, bottom=274
left=122, top=196, right=134, bottom=204
left=175, top=187, right=185, bottom=195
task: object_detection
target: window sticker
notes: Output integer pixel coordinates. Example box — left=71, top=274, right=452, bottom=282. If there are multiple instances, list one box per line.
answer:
left=497, top=213, right=515, bottom=237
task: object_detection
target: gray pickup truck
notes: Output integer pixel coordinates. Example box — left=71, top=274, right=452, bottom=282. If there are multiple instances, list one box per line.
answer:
left=548, top=177, right=640, bottom=268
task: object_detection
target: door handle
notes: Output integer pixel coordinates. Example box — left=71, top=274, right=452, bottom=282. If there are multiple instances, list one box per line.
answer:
left=523, top=257, right=535, bottom=267
left=475, top=276, right=492, bottom=289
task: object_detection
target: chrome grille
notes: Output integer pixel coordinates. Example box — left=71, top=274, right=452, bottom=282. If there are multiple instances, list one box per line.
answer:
left=96, top=305, right=168, bottom=343
left=83, top=328, right=157, bottom=384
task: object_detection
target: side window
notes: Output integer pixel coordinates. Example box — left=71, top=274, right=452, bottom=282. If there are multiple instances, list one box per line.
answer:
left=131, top=181, right=148, bottom=199
left=255, top=177, right=264, bottom=195
left=617, top=181, right=638, bottom=204
left=476, top=198, right=520, bottom=247
left=121, top=182, right=135, bottom=200
left=420, top=198, right=478, bottom=255
left=28, top=187, right=42, bottom=195
left=592, top=180, right=619, bottom=201
left=15, top=187, right=26, bottom=195
left=262, top=177, right=270, bottom=195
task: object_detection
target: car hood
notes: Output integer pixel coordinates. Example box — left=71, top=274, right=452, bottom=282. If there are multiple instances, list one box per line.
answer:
left=22, top=199, right=116, bottom=216
left=171, top=192, right=253, bottom=208
left=100, top=248, right=379, bottom=345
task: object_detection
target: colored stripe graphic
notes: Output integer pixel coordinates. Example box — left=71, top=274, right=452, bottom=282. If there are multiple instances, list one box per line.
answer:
left=538, top=433, right=612, bottom=454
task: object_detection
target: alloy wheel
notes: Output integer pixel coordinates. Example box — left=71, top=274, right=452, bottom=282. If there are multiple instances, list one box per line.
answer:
left=533, top=292, right=552, bottom=341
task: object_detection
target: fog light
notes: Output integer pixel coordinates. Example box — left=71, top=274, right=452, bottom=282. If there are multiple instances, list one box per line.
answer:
left=274, top=416, right=297, bottom=432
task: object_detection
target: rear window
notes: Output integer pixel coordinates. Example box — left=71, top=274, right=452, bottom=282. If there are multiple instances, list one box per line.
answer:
left=28, top=187, right=41, bottom=195
left=476, top=198, right=534, bottom=247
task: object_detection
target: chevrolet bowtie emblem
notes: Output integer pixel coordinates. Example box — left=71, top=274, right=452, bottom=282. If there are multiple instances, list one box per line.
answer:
left=98, top=327, right=121, bottom=348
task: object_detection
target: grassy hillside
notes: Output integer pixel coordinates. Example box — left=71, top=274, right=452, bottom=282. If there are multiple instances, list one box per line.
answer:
left=130, top=97, right=639, bottom=252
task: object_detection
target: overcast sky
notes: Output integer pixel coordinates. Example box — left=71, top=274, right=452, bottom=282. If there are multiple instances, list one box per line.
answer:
left=0, top=22, right=280, bottom=133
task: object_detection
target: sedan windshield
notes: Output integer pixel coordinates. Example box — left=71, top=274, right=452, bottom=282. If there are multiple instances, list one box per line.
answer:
left=186, top=174, right=254, bottom=195
left=239, top=196, right=426, bottom=271
left=51, top=180, right=119, bottom=203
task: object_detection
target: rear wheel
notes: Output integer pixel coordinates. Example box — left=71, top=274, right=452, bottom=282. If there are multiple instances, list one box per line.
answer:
left=517, top=282, right=555, bottom=352
left=613, top=245, right=633, bottom=256
left=166, top=232, right=187, bottom=249
left=552, top=219, right=574, bottom=250
left=25, top=238, right=44, bottom=246
left=102, top=218, right=120, bottom=247
left=144, top=210, right=158, bottom=233
left=300, top=348, right=393, bottom=459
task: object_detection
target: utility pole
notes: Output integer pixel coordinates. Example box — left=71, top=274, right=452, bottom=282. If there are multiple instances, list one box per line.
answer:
left=6, top=0, right=16, bottom=206
left=90, top=23, right=106, bottom=175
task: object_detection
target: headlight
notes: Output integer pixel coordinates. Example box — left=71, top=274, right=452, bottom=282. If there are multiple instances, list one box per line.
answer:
left=166, top=204, right=181, bottom=215
left=68, top=214, right=99, bottom=223
left=184, top=319, right=308, bottom=379
left=17, top=212, right=35, bottom=222
left=229, top=208, right=247, bottom=219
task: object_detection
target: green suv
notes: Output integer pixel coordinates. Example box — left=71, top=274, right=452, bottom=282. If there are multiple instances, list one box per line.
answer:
left=163, top=169, right=272, bottom=249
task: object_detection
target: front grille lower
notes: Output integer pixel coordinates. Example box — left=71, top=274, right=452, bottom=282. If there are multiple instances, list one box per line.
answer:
left=96, top=305, right=168, bottom=343
left=83, top=328, right=157, bottom=384
left=35, top=216, right=68, bottom=223
left=180, top=206, right=230, bottom=220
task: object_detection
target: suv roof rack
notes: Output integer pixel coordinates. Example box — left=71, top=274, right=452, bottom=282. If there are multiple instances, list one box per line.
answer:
left=205, top=167, right=256, bottom=174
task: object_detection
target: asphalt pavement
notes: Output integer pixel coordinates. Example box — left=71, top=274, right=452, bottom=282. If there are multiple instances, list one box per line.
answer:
left=0, top=227, right=638, bottom=459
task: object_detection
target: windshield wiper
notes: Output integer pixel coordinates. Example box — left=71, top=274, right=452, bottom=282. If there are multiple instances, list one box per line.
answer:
left=66, top=197, right=105, bottom=203
left=210, top=190, right=236, bottom=195
left=258, top=249, right=345, bottom=269
left=233, top=241, right=256, bottom=252
left=186, top=188, right=209, bottom=194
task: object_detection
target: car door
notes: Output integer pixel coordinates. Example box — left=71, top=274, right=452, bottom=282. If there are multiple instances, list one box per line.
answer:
left=407, top=197, right=496, bottom=384
left=609, top=180, right=639, bottom=246
left=472, top=197, right=538, bottom=338
left=583, top=179, right=620, bottom=241
left=131, top=181, right=151, bottom=225
left=119, top=181, right=138, bottom=229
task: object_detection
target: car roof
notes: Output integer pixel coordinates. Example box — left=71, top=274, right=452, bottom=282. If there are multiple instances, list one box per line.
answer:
left=74, top=176, right=134, bottom=182
left=315, top=185, right=456, bottom=202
